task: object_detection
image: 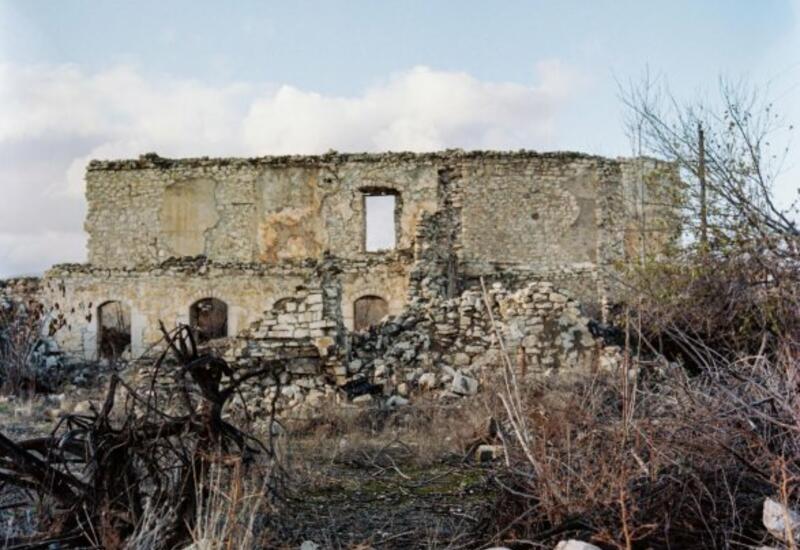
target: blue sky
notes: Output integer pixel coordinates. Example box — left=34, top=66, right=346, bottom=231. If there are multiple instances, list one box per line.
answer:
left=0, top=1, right=798, bottom=276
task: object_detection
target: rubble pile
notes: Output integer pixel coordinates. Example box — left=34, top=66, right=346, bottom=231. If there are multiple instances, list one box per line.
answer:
left=168, top=279, right=620, bottom=420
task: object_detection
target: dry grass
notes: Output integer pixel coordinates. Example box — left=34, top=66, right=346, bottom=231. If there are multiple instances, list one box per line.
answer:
left=265, top=396, right=498, bottom=548
left=123, top=460, right=272, bottom=550
left=285, top=394, right=491, bottom=475
left=487, top=323, right=800, bottom=548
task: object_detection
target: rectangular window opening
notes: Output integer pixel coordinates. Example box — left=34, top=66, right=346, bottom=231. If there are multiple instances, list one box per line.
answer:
left=365, top=194, right=396, bottom=252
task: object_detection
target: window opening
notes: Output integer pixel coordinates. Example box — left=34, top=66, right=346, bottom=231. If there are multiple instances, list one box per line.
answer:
left=364, top=194, right=396, bottom=251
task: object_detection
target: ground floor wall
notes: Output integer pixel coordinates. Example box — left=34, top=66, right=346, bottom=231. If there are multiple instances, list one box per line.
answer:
left=41, top=259, right=411, bottom=361
left=2, top=259, right=627, bottom=421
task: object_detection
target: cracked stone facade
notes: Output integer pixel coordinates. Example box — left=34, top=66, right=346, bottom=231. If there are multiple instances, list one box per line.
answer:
left=19, top=150, right=679, bottom=412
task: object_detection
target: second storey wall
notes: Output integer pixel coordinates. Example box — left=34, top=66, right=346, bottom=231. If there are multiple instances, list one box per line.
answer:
left=85, top=158, right=440, bottom=268
left=84, top=153, right=679, bottom=294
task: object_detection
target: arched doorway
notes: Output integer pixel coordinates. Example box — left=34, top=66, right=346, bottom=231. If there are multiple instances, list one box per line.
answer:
left=189, top=298, right=228, bottom=342
left=353, top=295, right=388, bottom=331
left=98, top=301, right=131, bottom=359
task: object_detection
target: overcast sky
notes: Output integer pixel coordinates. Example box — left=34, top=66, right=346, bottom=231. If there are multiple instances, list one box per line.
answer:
left=1, top=0, right=798, bottom=277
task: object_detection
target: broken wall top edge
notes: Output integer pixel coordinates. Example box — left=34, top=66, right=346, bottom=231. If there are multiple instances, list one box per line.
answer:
left=87, top=149, right=671, bottom=172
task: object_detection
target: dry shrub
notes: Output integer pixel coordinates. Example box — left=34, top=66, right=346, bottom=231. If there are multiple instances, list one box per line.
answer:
left=618, top=248, right=800, bottom=370
left=0, top=300, right=45, bottom=395
left=488, top=348, right=800, bottom=548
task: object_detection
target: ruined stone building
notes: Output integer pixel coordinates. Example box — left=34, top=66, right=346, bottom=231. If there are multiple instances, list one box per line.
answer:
left=35, top=150, right=677, bottom=398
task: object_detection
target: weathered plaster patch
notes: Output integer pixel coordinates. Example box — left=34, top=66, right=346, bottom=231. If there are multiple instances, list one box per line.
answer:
left=159, top=178, right=219, bottom=257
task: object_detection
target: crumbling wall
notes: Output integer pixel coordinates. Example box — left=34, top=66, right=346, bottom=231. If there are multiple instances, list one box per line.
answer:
left=41, top=260, right=314, bottom=360
left=195, top=278, right=613, bottom=419
left=40, top=149, right=679, bottom=415
left=85, top=153, right=440, bottom=268
left=0, top=278, right=41, bottom=308
left=343, top=281, right=601, bottom=395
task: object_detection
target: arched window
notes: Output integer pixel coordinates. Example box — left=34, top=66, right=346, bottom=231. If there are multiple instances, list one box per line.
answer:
left=98, top=301, right=131, bottom=359
left=190, top=298, right=228, bottom=342
left=353, top=295, right=388, bottom=331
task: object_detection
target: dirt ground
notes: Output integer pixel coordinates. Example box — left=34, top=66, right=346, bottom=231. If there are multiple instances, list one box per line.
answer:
left=271, top=437, right=495, bottom=548
left=264, top=401, right=501, bottom=549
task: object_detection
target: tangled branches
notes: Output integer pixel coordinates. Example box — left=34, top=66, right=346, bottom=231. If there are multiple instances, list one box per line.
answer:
left=0, top=323, right=280, bottom=549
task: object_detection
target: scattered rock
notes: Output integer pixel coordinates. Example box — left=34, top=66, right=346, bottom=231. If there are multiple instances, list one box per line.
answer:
left=352, top=394, right=373, bottom=405
left=299, top=541, right=320, bottom=550
left=386, top=395, right=409, bottom=408
left=72, top=400, right=94, bottom=414
left=347, top=359, right=363, bottom=374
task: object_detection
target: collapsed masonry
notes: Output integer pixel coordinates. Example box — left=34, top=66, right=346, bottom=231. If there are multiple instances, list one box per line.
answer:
left=16, top=150, right=679, bottom=415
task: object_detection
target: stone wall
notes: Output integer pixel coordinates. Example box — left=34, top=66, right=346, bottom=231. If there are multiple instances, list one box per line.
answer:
left=37, top=150, right=678, bottom=374
left=41, top=254, right=412, bottom=361
left=85, top=152, right=440, bottom=268
left=84, top=151, right=677, bottom=278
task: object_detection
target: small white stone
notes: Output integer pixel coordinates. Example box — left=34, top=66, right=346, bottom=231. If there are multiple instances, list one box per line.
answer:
left=763, top=497, right=800, bottom=542
left=386, top=395, right=409, bottom=408
left=554, top=541, right=601, bottom=550
left=72, top=400, right=94, bottom=414
left=451, top=372, right=478, bottom=396
left=418, top=372, right=437, bottom=390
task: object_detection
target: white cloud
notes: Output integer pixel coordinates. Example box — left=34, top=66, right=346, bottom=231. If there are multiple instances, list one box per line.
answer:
left=0, top=231, right=86, bottom=276
left=0, top=61, right=582, bottom=277
left=243, top=63, right=576, bottom=153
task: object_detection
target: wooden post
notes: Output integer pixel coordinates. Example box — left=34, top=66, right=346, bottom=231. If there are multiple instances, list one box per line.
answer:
left=698, top=123, right=708, bottom=249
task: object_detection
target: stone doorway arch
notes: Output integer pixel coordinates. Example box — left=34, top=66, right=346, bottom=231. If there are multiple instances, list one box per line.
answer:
left=353, top=295, right=388, bottom=331
left=98, top=300, right=131, bottom=359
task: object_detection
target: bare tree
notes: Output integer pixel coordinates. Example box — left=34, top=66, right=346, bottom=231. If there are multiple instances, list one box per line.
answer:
left=621, top=72, right=797, bottom=255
